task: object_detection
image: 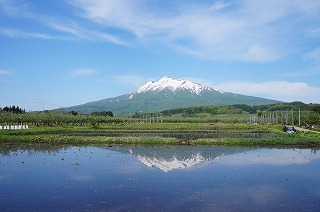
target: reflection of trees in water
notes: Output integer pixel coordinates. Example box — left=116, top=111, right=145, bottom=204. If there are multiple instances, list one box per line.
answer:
left=0, top=143, right=69, bottom=156
left=272, top=147, right=319, bottom=155
left=1, top=143, right=318, bottom=159
left=310, top=148, right=319, bottom=155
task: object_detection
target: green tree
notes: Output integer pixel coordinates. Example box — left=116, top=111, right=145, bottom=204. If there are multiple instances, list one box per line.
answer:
left=311, top=105, right=320, bottom=114
left=308, top=113, right=320, bottom=126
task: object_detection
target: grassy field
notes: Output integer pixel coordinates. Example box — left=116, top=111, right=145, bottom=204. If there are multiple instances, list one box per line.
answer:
left=1, top=122, right=319, bottom=147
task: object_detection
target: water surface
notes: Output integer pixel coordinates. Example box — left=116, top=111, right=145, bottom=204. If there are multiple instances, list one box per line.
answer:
left=0, top=143, right=319, bottom=211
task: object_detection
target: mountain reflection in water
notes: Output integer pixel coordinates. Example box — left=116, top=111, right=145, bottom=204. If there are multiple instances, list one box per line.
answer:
left=0, top=143, right=319, bottom=211
left=108, top=146, right=250, bottom=172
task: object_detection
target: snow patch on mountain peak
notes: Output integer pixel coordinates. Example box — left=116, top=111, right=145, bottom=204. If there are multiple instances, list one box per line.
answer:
left=129, top=76, right=221, bottom=98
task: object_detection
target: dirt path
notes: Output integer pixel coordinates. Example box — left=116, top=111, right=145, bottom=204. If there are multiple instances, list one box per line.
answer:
left=295, top=126, right=320, bottom=133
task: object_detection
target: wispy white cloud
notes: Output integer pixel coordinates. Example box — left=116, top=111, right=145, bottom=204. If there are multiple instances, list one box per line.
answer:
left=304, top=27, right=320, bottom=38
left=0, top=28, right=69, bottom=40
left=214, top=80, right=320, bottom=103
left=182, top=77, right=320, bottom=103
left=0, top=69, right=11, bottom=75
left=305, top=48, right=320, bottom=62
left=2, top=0, right=319, bottom=62
left=0, top=0, right=31, bottom=17
left=281, top=47, right=320, bottom=77
left=281, top=67, right=320, bottom=78
left=48, top=22, right=130, bottom=46
left=70, top=0, right=320, bottom=62
left=71, top=68, right=98, bottom=77
left=0, top=22, right=129, bottom=45
left=111, top=75, right=146, bottom=87
left=0, top=0, right=129, bottom=45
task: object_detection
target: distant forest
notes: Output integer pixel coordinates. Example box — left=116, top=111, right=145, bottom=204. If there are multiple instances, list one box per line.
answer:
left=1, top=102, right=319, bottom=126
left=158, top=102, right=319, bottom=116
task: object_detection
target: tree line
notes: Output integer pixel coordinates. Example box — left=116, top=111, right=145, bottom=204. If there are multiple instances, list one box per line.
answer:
left=0, top=106, right=26, bottom=114
left=0, top=112, right=126, bottom=126
left=0, top=106, right=120, bottom=126
left=159, top=102, right=318, bottom=116
left=1, top=103, right=319, bottom=127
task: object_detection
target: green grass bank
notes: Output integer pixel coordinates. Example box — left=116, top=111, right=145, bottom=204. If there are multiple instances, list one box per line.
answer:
left=0, top=123, right=319, bottom=147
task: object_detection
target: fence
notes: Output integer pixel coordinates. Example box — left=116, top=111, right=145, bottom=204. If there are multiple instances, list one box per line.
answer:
left=0, top=125, right=29, bottom=130
left=139, top=114, right=163, bottom=123
left=249, top=109, right=302, bottom=126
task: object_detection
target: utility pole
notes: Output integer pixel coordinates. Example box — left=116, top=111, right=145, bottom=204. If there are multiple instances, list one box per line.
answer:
left=298, top=108, right=301, bottom=126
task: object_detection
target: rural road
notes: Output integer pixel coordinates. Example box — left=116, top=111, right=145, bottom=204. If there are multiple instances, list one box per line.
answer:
left=295, top=126, right=320, bottom=133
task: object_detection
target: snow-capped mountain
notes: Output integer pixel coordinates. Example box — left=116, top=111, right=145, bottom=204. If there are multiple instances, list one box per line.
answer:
left=66, top=76, right=282, bottom=114
left=129, top=76, right=222, bottom=98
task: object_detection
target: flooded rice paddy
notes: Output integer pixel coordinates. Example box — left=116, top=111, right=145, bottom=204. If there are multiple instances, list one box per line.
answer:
left=0, top=143, right=319, bottom=211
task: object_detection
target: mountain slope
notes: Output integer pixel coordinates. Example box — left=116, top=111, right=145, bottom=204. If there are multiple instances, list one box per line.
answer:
left=67, top=76, right=282, bottom=115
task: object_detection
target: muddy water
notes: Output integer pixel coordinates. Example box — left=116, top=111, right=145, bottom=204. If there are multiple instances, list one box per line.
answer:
left=0, top=144, right=319, bottom=211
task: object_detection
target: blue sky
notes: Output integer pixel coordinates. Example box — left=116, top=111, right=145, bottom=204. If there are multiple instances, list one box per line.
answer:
left=0, top=0, right=319, bottom=111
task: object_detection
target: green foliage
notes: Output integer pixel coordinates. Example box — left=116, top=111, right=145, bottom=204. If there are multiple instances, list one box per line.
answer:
left=301, top=105, right=320, bottom=126
left=161, top=105, right=246, bottom=117
left=160, top=102, right=318, bottom=118
left=265, top=104, right=296, bottom=112
left=91, top=111, right=114, bottom=117
left=308, top=112, right=320, bottom=126
left=69, top=111, right=78, bottom=116
left=311, top=105, right=320, bottom=113
left=254, top=102, right=312, bottom=112
left=1, top=102, right=319, bottom=127
left=1, top=106, right=26, bottom=114
left=1, top=123, right=318, bottom=146
left=0, top=111, right=123, bottom=126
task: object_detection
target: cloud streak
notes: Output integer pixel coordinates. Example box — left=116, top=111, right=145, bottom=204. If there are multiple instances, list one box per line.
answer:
left=1, top=0, right=319, bottom=63
left=48, top=21, right=130, bottom=46
left=70, top=0, right=320, bottom=62
left=0, top=28, right=69, bottom=40
left=215, top=80, right=320, bottom=103
left=0, top=0, right=31, bottom=17
left=71, top=68, right=98, bottom=77
left=0, top=69, right=11, bottom=75
left=0, top=0, right=129, bottom=45
left=111, top=75, right=146, bottom=87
